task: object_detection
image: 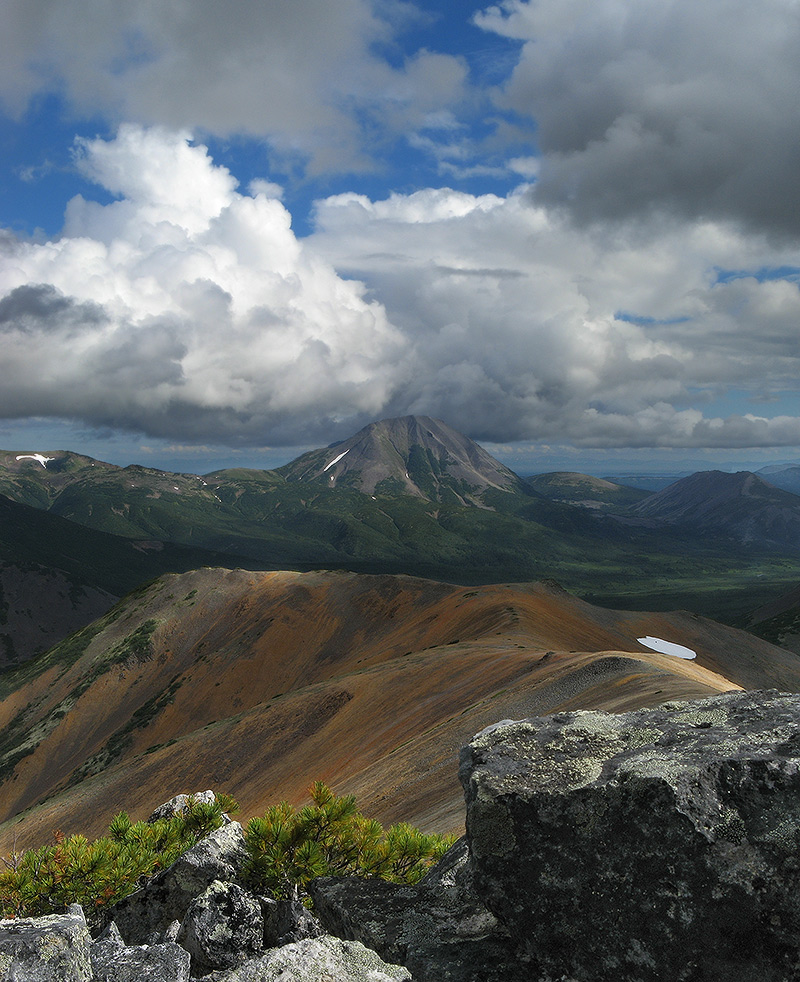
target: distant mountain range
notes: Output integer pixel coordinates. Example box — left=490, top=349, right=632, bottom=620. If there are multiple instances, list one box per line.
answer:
left=2, top=415, right=800, bottom=640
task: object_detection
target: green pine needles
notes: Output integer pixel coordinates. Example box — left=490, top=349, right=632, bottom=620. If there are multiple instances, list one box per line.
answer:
left=0, top=793, right=234, bottom=920
left=244, top=782, right=456, bottom=899
left=0, top=785, right=454, bottom=919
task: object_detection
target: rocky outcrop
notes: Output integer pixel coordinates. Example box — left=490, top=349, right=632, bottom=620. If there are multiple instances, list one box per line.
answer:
left=178, top=881, right=264, bottom=975
left=461, top=689, right=800, bottom=982
left=9, top=690, right=800, bottom=981
left=0, top=904, right=92, bottom=981
left=310, top=837, right=521, bottom=981
left=110, top=821, right=250, bottom=944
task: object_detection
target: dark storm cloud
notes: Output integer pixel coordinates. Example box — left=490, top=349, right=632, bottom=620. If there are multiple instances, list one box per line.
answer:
left=477, top=0, right=800, bottom=237
left=0, top=283, right=105, bottom=327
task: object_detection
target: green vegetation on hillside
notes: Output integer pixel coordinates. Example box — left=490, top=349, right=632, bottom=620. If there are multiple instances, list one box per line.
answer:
left=3, top=447, right=800, bottom=629
left=245, top=781, right=455, bottom=899
left=0, top=785, right=454, bottom=920
left=0, top=793, right=235, bottom=919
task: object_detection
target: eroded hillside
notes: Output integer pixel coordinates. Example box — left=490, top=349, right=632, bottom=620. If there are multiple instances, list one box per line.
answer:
left=2, top=568, right=798, bottom=854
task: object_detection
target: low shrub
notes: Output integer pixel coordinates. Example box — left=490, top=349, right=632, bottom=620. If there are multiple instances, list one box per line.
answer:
left=0, top=785, right=454, bottom=918
left=245, top=782, right=456, bottom=899
left=0, top=793, right=234, bottom=919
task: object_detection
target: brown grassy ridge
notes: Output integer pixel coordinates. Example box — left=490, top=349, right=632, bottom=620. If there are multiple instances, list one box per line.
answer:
left=1, top=567, right=798, bottom=855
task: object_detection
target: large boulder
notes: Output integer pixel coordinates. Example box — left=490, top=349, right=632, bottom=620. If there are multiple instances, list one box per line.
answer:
left=460, top=689, right=800, bottom=982
left=310, top=838, right=520, bottom=981
left=210, top=934, right=411, bottom=981
left=110, top=821, right=250, bottom=944
left=90, top=939, right=191, bottom=981
left=178, top=880, right=263, bottom=975
left=0, top=904, right=92, bottom=981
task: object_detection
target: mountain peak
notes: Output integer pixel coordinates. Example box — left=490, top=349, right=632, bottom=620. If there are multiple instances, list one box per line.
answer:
left=279, top=415, right=523, bottom=504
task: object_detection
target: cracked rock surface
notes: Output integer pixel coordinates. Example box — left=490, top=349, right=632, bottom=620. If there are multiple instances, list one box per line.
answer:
left=460, top=689, right=800, bottom=982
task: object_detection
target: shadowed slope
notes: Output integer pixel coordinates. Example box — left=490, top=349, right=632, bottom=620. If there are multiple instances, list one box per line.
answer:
left=1, top=569, right=797, bottom=853
left=632, top=470, right=800, bottom=549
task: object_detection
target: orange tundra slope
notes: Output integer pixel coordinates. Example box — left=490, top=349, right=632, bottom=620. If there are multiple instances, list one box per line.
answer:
left=1, top=567, right=799, bottom=853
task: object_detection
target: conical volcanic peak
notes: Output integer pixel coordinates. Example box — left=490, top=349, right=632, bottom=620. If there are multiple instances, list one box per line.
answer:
left=278, top=415, right=524, bottom=504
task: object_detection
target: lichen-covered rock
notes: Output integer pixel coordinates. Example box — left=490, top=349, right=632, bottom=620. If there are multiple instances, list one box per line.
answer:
left=211, top=934, right=411, bottom=981
left=260, top=893, right=322, bottom=947
left=111, top=821, right=250, bottom=944
left=460, top=689, right=800, bottom=982
left=0, top=904, right=92, bottom=982
left=147, top=790, right=218, bottom=823
left=90, top=939, right=191, bottom=981
left=310, top=838, right=521, bottom=981
left=178, top=880, right=263, bottom=974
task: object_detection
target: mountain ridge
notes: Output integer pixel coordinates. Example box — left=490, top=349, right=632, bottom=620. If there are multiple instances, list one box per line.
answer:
left=2, top=423, right=800, bottom=635
left=631, top=469, right=800, bottom=548
left=4, top=566, right=797, bottom=856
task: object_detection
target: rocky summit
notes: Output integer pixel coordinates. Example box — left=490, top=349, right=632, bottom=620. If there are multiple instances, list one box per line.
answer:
left=6, top=690, right=800, bottom=981
left=462, top=689, right=800, bottom=981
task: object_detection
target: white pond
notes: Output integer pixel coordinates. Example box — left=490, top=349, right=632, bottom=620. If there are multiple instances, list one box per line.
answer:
left=637, top=636, right=697, bottom=660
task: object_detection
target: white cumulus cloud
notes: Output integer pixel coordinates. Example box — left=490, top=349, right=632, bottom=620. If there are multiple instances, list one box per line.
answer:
left=310, top=183, right=800, bottom=447
left=0, top=126, right=406, bottom=443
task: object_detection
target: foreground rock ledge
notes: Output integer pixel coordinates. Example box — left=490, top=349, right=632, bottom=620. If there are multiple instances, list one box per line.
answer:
left=460, top=689, right=800, bottom=982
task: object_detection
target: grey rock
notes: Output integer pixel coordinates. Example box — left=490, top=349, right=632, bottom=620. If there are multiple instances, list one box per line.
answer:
left=0, top=904, right=92, bottom=982
left=94, top=920, right=124, bottom=947
left=148, top=790, right=218, bottom=823
left=310, top=838, right=521, bottom=981
left=90, top=939, right=191, bottom=981
left=90, top=920, right=125, bottom=968
left=211, top=934, right=411, bottom=981
left=264, top=893, right=323, bottom=947
left=111, top=821, right=250, bottom=944
left=178, top=880, right=263, bottom=975
left=460, top=689, right=800, bottom=982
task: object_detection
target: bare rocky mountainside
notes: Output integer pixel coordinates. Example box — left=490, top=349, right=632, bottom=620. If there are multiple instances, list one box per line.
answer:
left=2, top=567, right=798, bottom=857
left=278, top=415, right=525, bottom=502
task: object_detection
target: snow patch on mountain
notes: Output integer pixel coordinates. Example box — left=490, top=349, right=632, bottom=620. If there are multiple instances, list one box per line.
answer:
left=638, top=636, right=696, bottom=660
left=16, top=454, right=54, bottom=468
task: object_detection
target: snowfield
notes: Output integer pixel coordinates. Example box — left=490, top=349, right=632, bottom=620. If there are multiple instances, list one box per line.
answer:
left=637, top=636, right=697, bottom=660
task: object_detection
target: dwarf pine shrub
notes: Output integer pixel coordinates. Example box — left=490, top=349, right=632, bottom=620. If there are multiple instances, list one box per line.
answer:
left=244, top=781, right=456, bottom=899
left=0, top=792, right=235, bottom=920
left=0, top=785, right=453, bottom=918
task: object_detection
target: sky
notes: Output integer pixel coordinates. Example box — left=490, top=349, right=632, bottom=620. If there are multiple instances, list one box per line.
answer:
left=1, top=0, right=799, bottom=477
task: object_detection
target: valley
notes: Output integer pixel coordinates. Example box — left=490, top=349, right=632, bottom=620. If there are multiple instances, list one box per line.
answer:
left=0, top=415, right=799, bottom=855
left=2, top=417, right=799, bottom=630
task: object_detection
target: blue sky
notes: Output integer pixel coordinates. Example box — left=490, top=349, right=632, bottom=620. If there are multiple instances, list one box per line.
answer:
left=1, top=0, right=799, bottom=476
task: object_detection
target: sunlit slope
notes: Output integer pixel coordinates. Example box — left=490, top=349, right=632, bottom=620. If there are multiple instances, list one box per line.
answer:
left=2, top=569, right=797, bottom=853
